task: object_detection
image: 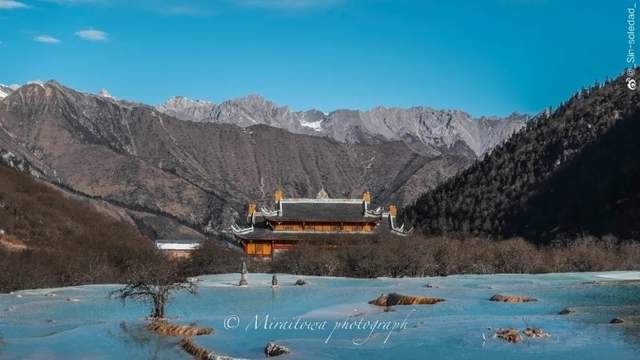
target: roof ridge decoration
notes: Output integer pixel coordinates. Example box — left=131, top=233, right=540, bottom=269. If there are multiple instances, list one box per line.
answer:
left=365, top=206, right=383, bottom=217
left=316, top=188, right=329, bottom=199
left=388, top=213, right=414, bottom=236
left=260, top=206, right=278, bottom=216
left=232, top=223, right=254, bottom=235
left=280, top=198, right=364, bottom=204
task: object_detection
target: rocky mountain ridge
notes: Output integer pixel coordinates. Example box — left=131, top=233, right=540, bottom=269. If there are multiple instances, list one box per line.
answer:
left=156, top=94, right=529, bottom=158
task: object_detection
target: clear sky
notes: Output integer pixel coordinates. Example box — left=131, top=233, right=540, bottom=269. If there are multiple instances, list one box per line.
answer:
left=0, top=0, right=631, bottom=116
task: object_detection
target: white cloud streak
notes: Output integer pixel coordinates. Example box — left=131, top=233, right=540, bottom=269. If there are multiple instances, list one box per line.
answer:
left=33, top=35, right=61, bottom=44
left=42, top=0, right=108, bottom=4
left=236, top=0, right=342, bottom=9
left=0, top=0, right=28, bottom=9
left=75, top=29, right=109, bottom=42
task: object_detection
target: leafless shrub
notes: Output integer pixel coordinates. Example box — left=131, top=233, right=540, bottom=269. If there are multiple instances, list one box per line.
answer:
left=110, top=261, right=196, bottom=320
left=269, top=235, right=640, bottom=278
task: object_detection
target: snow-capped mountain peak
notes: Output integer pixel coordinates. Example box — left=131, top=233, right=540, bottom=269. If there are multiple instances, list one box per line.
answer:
left=98, top=89, right=115, bottom=99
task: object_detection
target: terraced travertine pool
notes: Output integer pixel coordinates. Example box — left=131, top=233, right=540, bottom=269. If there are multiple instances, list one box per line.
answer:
left=1, top=272, right=639, bottom=359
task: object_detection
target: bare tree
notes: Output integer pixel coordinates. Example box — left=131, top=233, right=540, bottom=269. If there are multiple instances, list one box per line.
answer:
left=110, top=260, right=197, bottom=320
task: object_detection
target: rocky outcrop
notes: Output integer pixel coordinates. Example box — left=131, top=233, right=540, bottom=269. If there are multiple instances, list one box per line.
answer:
left=147, top=321, right=213, bottom=337
left=495, top=329, right=522, bottom=343
left=157, top=96, right=215, bottom=122
left=523, top=327, right=550, bottom=338
left=495, top=327, right=550, bottom=343
left=489, top=294, right=537, bottom=303
left=369, top=293, right=444, bottom=306
left=264, top=342, right=291, bottom=357
left=558, top=307, right=574, bottom=315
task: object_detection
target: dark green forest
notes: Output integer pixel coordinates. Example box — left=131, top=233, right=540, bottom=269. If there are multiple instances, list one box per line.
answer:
left=404, top=73, right=640, bottom=244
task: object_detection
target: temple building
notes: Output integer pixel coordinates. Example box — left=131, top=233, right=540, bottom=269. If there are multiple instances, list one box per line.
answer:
left=231, top=189, right=412, bottom=257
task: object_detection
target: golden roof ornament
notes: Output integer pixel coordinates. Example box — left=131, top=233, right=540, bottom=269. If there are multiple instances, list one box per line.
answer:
left=316, top=188, right=329, bottom=199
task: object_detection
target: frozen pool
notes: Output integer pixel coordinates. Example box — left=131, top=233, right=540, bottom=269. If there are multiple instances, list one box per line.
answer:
left=0, top=272, right=639, bottom=359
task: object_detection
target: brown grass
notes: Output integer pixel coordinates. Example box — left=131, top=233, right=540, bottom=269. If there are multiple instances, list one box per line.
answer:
left=0, top=165, right=161, bottom=293
left=147, top=321, right=213, bottom=337
left=369, top=293, right=444, bottom=306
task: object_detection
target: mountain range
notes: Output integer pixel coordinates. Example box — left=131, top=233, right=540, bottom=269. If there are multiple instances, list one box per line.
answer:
left=0, top=81, right=521, bottom=240
left=1, top=73, right=635, bottom=246
left=156, top=95, right=529, bottom=158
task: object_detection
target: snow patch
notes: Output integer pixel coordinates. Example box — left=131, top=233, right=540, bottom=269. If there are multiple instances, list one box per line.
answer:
left=595, top=272, right=640, bottom=281
left=27, top=80, right=44, bottom=87
left=98, top=89, right=115, bottom=99
left=0, top=83, right=18, bottom=99
left=300, top=119, right=323, bottom=132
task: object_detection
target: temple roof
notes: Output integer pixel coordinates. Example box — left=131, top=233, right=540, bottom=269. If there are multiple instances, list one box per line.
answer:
left=267, top=201, right=375, bottom=223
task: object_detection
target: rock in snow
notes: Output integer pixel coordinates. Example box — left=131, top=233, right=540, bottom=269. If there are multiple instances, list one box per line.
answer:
left=369, top=293, right=445, bottom=306
left=490, top=294, right=537, bottom=303
left=264, top=342, right=291, bottom=357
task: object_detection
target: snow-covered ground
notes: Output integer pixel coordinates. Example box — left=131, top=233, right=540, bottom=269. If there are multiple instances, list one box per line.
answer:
left=1, top=272, right=639, bottom=359
left=595, top=272, right=640, bottom=281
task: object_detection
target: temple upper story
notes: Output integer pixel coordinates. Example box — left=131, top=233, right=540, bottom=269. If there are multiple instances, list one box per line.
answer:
left=231, top=189, right=412, bottom=256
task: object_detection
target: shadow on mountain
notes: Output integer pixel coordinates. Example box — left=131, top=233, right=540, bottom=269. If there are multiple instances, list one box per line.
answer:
left=509, top=112, right=640, bottom=243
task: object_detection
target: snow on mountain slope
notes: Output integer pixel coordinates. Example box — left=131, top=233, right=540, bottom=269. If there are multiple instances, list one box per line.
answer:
left=0, top=84, right=18, bottom=99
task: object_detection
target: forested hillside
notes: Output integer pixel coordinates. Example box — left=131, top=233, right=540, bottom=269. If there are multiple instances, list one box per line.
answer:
left=0, top=165, right=159, bottom=292
left=404, top=73, right=640, bottom=243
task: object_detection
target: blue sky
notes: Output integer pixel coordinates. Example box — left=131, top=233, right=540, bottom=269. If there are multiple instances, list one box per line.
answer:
left=0, top=0, right=630, bottom=116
